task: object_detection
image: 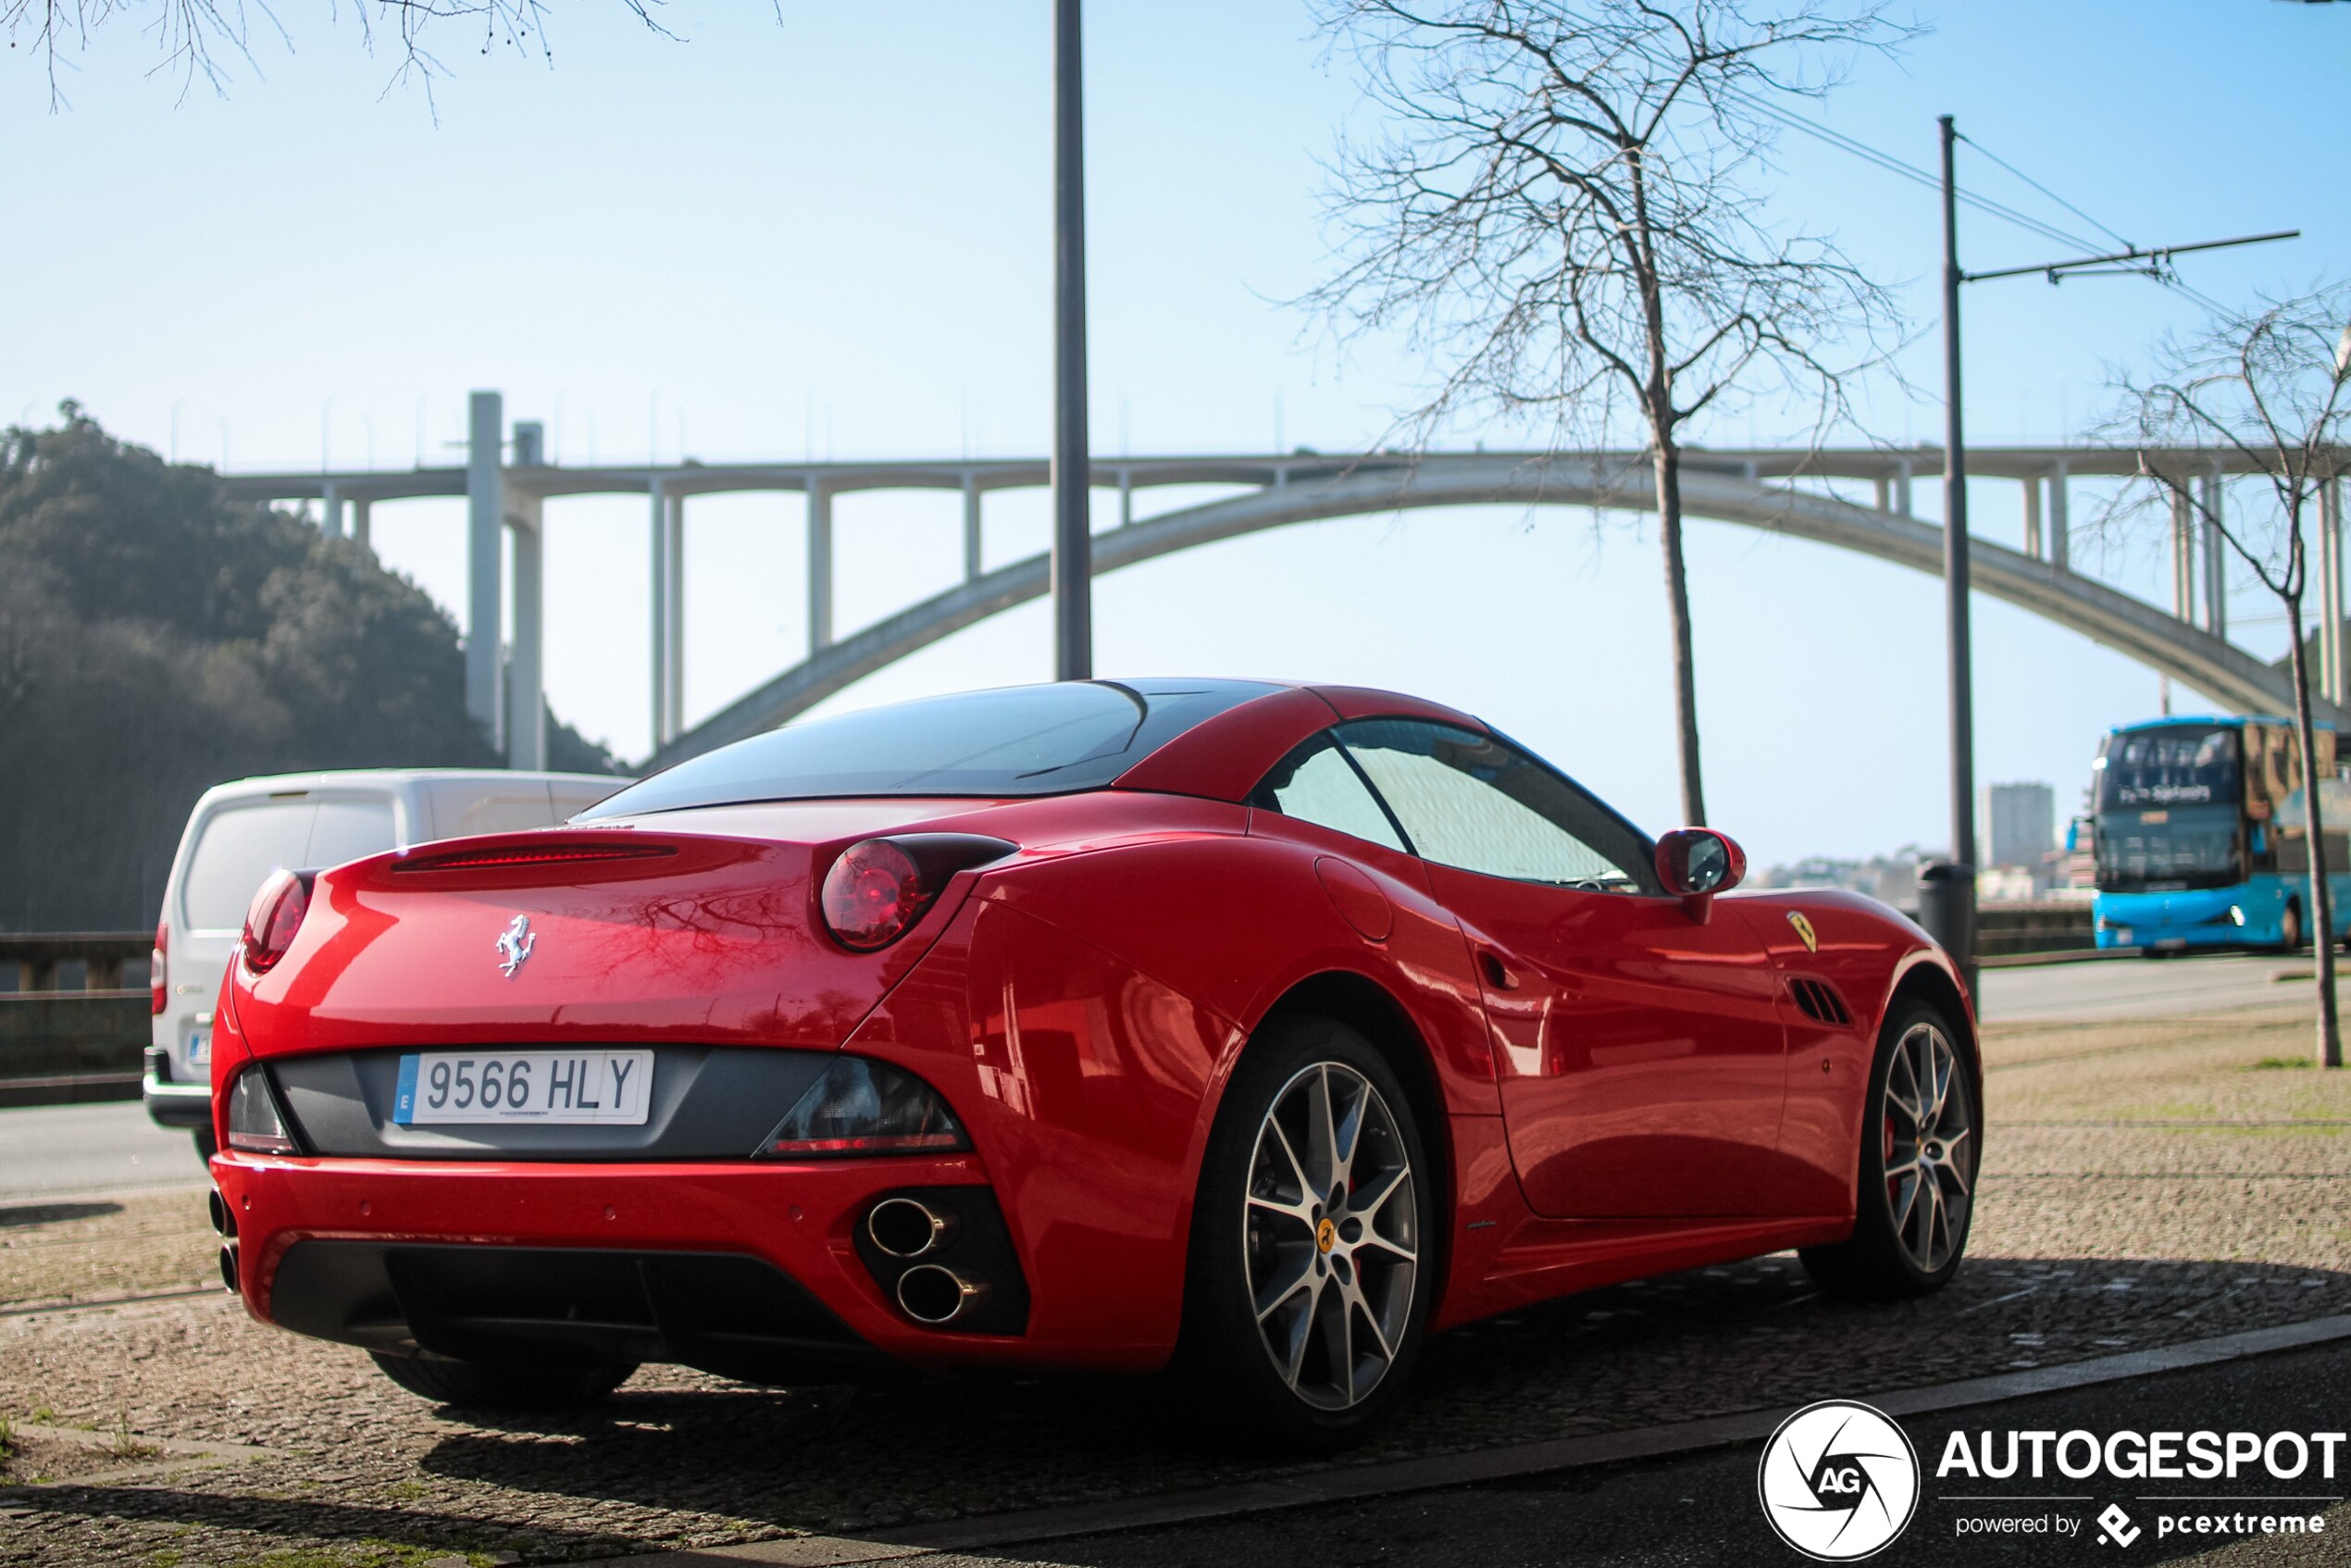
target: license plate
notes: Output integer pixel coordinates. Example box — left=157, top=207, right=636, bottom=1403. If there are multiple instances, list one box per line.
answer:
left=186, top=1031, right=210, bottom=1066
left=393, top=1050, right=653, bottom=1126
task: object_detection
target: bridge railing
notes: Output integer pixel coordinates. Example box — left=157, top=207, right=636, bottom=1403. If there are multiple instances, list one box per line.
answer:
left=0, top=932, right=150, bottom=1108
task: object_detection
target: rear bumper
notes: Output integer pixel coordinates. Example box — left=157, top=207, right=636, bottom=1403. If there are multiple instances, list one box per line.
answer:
left=209, top=1151, right=1140, bottom=1376
left=143, top=1052, right=213, bottom=1129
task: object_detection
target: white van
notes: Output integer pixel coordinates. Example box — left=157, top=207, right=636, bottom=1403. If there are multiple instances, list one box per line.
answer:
left=147, top=769, right=628, bottom=1154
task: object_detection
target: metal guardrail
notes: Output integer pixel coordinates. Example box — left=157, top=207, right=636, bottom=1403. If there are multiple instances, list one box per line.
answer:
left=0, top=933, right=151, bottom=1106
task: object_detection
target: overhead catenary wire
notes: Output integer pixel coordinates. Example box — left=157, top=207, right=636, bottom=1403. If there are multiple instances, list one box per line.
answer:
left=1720, top=87, right=2108, bottom=256
left=1725, top=89, right=2267, bottom=325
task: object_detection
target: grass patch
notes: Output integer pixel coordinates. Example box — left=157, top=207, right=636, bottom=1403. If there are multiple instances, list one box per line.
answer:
left=226, top=1544, right=504, bottom=1568
left=2252, top=1055, right=2318, bottom=1070
left=107, top=1412, right=159, bottom=1461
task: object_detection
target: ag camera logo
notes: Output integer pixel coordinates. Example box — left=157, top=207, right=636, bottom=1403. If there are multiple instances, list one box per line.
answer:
left=1759, top=1400, right=1922, bottom=1561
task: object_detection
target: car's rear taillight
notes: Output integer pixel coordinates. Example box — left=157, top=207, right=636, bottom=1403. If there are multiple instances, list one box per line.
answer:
left=818, top=834, right=1014, bottom=952
left=224, top=1065, right=296, bottom=1155
left=761, top=1056, right=968, bottom=1158
left=241, top=869, right=315, bottom=974
left=151, top=919, right=168, bottom=1016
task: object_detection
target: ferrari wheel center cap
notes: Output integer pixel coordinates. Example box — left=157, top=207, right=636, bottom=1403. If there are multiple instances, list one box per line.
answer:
left=1315, top=1217, right=1337, bottom=1254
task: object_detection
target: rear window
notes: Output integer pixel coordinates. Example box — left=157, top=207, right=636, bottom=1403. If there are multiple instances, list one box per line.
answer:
left=180, top=798, right=396, bottom=930
left=584, top=679, right=1280, bottom=817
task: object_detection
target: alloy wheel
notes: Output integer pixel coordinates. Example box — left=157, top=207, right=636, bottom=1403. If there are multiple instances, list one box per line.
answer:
left=1242, top=1061, right=1419, bottom=1411
left=1879, top=1021, right=1974, bottom=1273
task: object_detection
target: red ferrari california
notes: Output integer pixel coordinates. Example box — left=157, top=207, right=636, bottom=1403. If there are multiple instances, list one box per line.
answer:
left=207, top=678, right=1978, bottom=1446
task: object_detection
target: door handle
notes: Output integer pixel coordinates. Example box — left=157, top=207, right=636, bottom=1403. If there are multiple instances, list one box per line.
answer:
left=1477, top=950, right=1520, bottom=991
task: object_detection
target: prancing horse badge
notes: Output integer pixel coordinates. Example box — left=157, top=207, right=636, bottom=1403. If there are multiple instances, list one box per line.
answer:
left=496, top=914, right=535, bottom=978
left=1786, top=911, right=1820, bottom=954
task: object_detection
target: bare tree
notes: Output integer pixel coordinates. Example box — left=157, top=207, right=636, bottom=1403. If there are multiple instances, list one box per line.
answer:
left=2, top=1, right=671, bottom=107
left=2105, top=283, right=2351, bottom=1068
left=1309, top=0, right=1909, bottom=826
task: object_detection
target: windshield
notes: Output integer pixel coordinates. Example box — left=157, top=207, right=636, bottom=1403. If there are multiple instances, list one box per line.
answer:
left=2096, top=725, right=2239, bottom=811
left=2094, top=803, right=2242, bottom=891
left=582, top=678, right=1280, bottom=816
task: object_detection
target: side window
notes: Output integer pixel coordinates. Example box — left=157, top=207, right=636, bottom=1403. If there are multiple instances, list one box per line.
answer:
left=1337, top=719, right=1656, bottom=892
left=1249, top=733, right=1408, bottom=853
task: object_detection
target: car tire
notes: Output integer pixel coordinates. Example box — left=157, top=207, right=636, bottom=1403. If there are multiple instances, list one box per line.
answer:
left=368, top=1351, right=636, bottom=1410
left=1177, top=1014, right=1435, bottom=1453
left=1799, top=998, right=1978, bottom=1300
left=192, top=1126, right=218, bottom=1164
left=2280, top=900, right=2304, bottom=953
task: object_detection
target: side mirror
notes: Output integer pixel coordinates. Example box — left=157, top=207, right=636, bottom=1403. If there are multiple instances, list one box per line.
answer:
left=1655, top=828, right=1746, bottom=924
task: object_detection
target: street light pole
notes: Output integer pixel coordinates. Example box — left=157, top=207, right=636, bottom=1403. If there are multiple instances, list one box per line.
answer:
left=1924, top=113, right=2295, bottom=998
left=1934, top=113, right=1979, bottom=994
left=1051, top=0, right=1092, bottom=681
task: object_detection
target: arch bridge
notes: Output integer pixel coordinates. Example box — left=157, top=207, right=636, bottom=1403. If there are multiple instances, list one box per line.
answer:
left=218, top=391, right=2351, bottom=772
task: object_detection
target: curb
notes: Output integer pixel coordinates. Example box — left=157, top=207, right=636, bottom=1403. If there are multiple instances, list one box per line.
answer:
left=579, top=1313, right=2351, bottom=1567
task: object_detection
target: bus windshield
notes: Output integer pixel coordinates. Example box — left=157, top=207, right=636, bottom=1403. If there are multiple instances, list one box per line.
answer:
left=2096, top=725, right=2238, bottom=811
left=2093, top=802, right=2242, bottom=891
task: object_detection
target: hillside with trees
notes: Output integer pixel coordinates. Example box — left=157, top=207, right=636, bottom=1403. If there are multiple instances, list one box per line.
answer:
left=0, top=405, right=622, bottom=930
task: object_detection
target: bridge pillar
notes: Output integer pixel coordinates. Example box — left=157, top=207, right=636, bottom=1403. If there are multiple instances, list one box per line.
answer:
left=963, top=474, right=983, bottom=582
left=2171, top=488, right=2196, bottom=623
left=1896, top=462, right=1913, bottom=516
left=466, top=391, right=505, bottom=752
left=320, top=482, right=347, bottom=541
left=1119, top=467, right=1133, bottom=528
left=507, top=494, right=546, bottom=771
left=808, top=479, right=834, bottom=653
left=648, top=479, right=670, bottom=748
left=2021, top=475, right=2042, bottom=560
left=665, top=489, right=685, bottom=739
left=352, top=498, right=372, bottom=553
left=2200, top=469, right=2227, bottom=641
left=2321, top=479, right=2344, bottom=707
left=2048, top=463, right=2070, bottom=573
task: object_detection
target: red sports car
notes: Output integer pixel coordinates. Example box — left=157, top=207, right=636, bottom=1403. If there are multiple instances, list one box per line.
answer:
left=207, top=678, right=1978, bottom=1446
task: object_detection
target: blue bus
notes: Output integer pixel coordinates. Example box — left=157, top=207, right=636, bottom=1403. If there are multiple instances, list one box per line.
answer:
left=2086, top=716, right=2351, bottom=952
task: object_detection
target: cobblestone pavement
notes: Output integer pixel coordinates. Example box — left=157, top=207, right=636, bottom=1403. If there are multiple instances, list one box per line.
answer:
left=5, top=1002, right=2348, bottom=1568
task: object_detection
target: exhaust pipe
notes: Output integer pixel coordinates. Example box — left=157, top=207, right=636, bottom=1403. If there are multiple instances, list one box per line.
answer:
left=207, top=1188, right=236, bottom=1239
left=218, top=1243, right=240, bottom=1294
left=866, top=1196, right=959, bottom=1260
left=896, top=1263, right=989, bottom=1325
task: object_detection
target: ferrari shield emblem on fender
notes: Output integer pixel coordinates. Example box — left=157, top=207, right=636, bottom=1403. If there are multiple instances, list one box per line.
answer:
left=495, top=914, right=536, bottom=978
left=1786, top=911, right=1820, bottom=954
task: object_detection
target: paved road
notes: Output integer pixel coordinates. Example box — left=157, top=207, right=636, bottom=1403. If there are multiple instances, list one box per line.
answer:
left=0, top=1100, right=204, bottom=1201
left=976, top=1338, right=2351, bottom=1567
left=1979, top=952, right=2316, bottom=1023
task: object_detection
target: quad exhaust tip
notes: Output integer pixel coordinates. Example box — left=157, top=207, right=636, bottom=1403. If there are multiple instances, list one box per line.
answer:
left=896, top=1263, right=989, bottom=1325
left=218, top=1243, right=240, bottom=1294
left=207, top=1188, right=236, bottom=1239
left=866, top=1196, right=959, bottom=1259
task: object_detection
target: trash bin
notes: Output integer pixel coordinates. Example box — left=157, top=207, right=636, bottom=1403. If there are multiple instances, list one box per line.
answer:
left=1917, top=860, right=1976, bottom=989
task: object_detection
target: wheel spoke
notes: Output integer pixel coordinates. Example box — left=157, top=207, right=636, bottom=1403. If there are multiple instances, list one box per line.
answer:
left=1264, top=1118, right=1313, bottom=1206
left=1277, top=1279, right=1318, bottom=1388
left=1307, top=1067, right=1339, bottom=1196
left=1889, top=1168, right=1921, bottom=1235
left=1935, top=1127, right=1973, bottom=1196
left=1254, top=1254, right=1316, bottom=1322
left=1349, top=1165, right=1408, bottom=1227
left=1353, top=1229, right=1419, bottom=1266
left=1249, top=1189, right=1317, bottom=1228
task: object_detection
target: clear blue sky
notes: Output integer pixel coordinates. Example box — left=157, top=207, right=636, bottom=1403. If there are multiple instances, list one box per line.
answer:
left=5, top=2, right=2343, bottom=866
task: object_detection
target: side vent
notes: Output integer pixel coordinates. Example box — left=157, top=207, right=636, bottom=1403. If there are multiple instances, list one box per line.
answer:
left=1788, top=977, right=1854, bottom=1027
